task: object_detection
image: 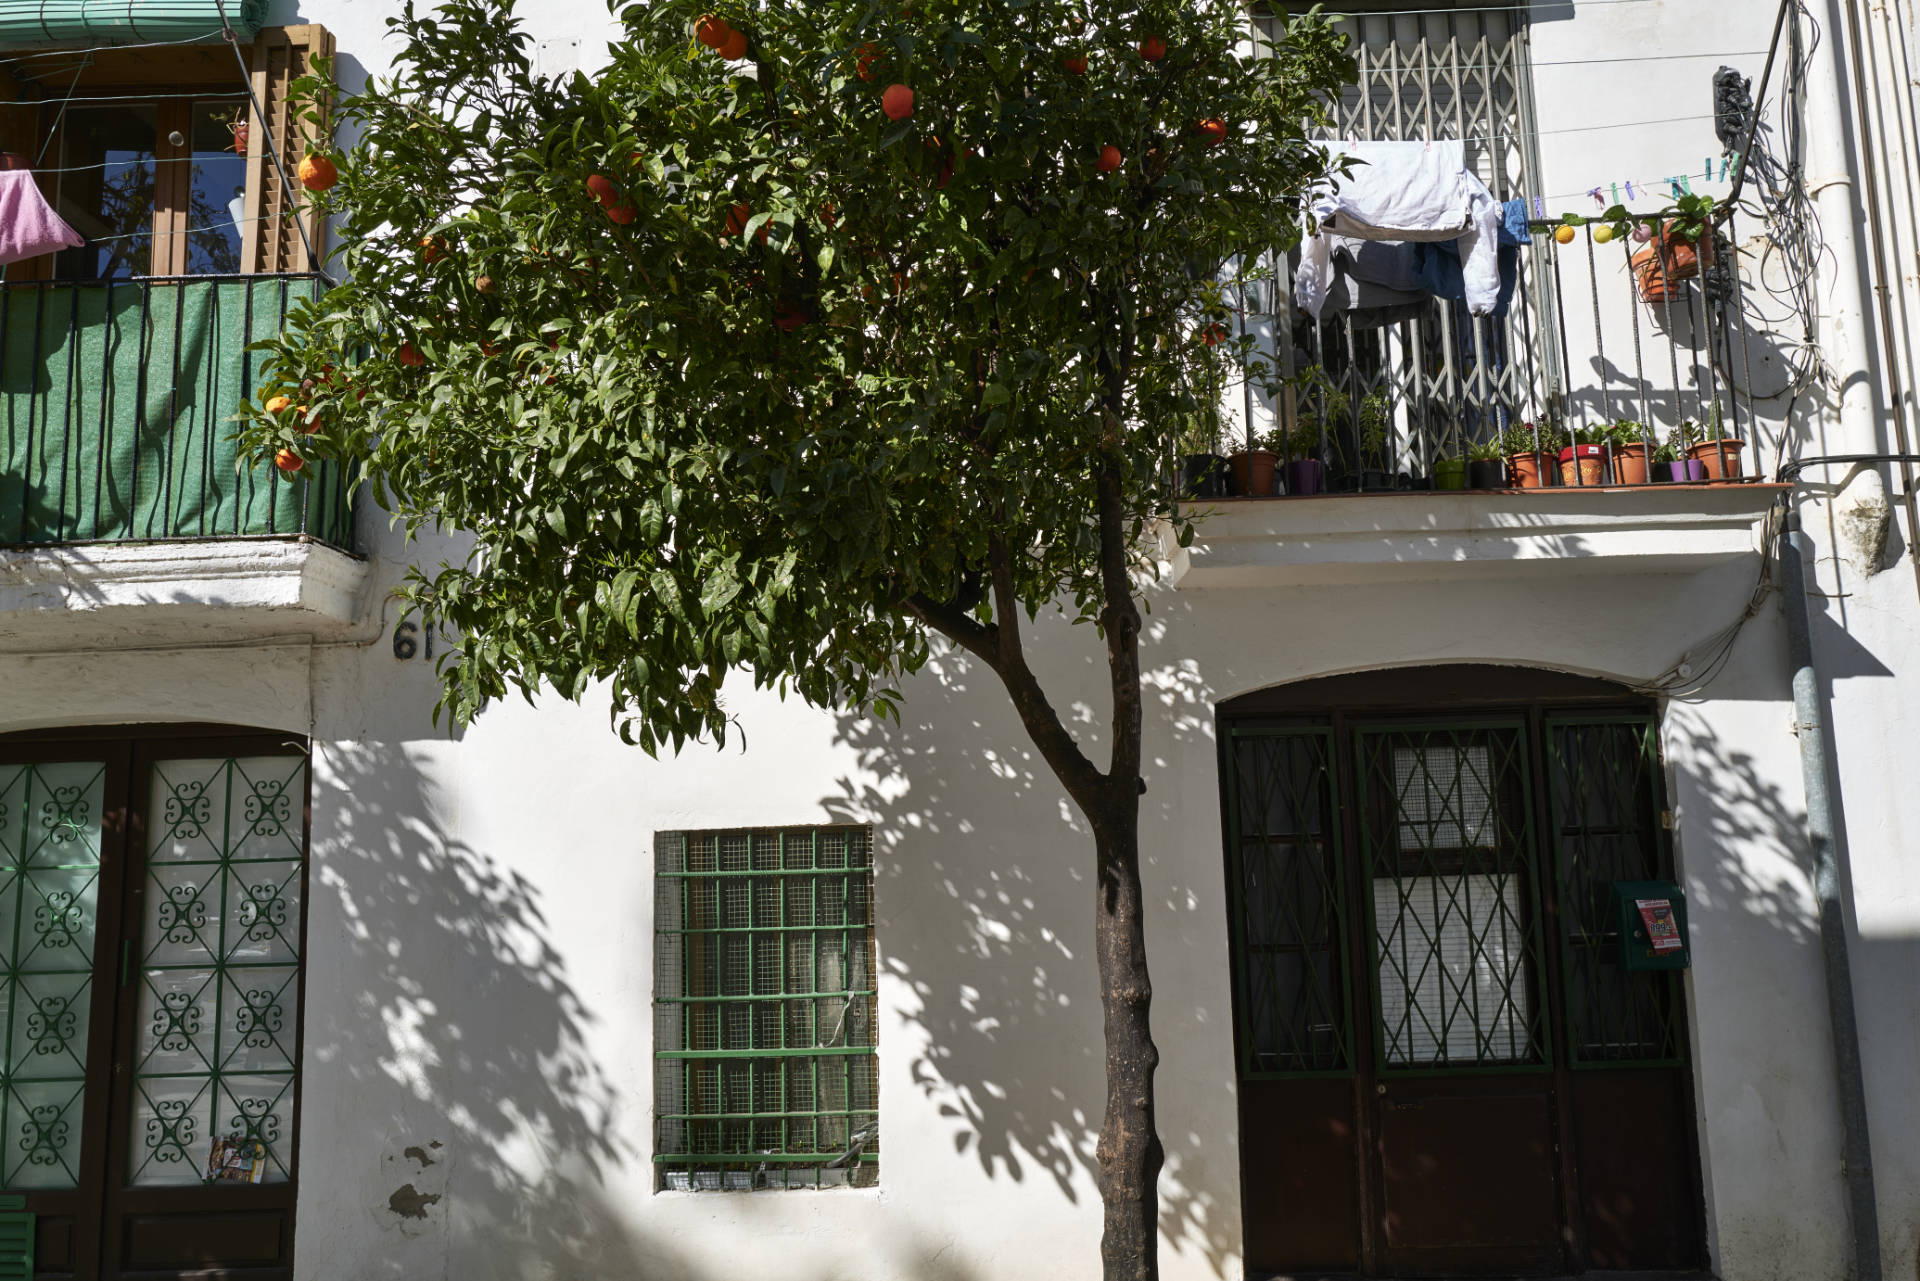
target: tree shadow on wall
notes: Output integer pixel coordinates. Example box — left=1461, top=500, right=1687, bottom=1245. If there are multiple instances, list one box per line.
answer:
left=819, top=641, right=1238, bottom=1278
left=308, top=739, right=991, bottom=1281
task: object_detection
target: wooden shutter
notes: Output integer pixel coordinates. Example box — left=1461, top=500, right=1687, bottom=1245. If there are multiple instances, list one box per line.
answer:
left=241, top=23, right=332, bottom=275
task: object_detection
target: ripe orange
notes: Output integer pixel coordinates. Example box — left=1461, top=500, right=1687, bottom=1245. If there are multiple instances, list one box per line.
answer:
left=297, top=153, right=337, bottom=192
left=725, top=201, right=751, bottom=236
left=296, top=404, right=321, bottom=434
left=264, top=394, right=291, bottom=414
left=1201, top=323, right=1228, bottom=346
left=586, top=173, right=617, bottom=205
left=1196, top=118, right=1227, bottom=146
left=1139, top=36, right=1167, bottom=61
left=1097, top=145, right=1124, bottom=173
left=1062, top=53, right=1087, bottom=75
left=882, top=83, right=914, bottom=120
left=419, top=236, right=448, bottom=264
left=398, top=342, right=425, bottom=367
left=695, top=14, right=729, bottom=48
left=855, top=43, right=882, bottom=81
left=1553, top=224, right=1576, bottom=245
left=607, top=202, right=637, bottom=225
left=719, top=28, right=748, bottom=60
left=274, top=447, right=304, bottom=474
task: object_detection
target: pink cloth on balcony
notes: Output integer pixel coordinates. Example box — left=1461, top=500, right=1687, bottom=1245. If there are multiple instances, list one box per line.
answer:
left=0, top=169, right=83, bottom=266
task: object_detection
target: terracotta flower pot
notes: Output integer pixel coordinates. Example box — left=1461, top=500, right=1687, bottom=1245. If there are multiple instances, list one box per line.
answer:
left=1229, top=448, right=1278, bottom=497
left=1687, top=438, right=1746, bottom=479
left=1612, top=441, right=1652, bottom=485
left=1559, top=443, right=1609, bottom=487
left=1506, top=450, right=1552, bottom=489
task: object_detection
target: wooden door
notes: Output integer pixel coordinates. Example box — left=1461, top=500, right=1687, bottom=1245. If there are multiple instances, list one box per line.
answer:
left=0, top=729, right=306, bottom=1281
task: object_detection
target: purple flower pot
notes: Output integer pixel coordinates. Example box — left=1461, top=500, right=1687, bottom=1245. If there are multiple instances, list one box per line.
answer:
left=1665, top=459, right=1709, bottom=483
left=1285, top=458, right=1325, bottom=496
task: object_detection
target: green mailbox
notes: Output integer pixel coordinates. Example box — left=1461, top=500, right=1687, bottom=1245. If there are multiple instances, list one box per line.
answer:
left=1612, top=880, right=1690, bottom=971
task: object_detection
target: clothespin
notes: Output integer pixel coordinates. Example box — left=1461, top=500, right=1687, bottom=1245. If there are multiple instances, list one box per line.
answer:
left=1705, top=158, right=1712, bottom=181
left=1532, top=196, right=1544, bottom=218
left=1669, top=176, right=1683, bottom=198
left=1681, top=176, right=1694, bottom=195
left=1611, top=182, right=1620, bottom=205
left=1626, top=180, right=1637, bottom=200
left=1589, top=187, right=1604, bottom=206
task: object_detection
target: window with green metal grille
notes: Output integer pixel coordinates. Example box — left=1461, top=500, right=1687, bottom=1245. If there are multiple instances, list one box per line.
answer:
left=654, top=827, right=877, bottom=1191
left=1548, top=718, right=1687, bottom=1066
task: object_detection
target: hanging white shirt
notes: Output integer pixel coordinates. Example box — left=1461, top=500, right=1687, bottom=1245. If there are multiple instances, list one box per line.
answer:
left=1295, top=139, right=1504, bottom=320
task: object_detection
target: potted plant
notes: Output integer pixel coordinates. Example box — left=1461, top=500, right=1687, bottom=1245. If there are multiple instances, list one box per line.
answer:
left=1228, top=427, right=1281, bottom=497
left=1662, top=422, right=1710, bottom=482
left=1499, top=421, right=1563, bottom=489
left=1178, top=420, right=1230, bottom=499
left=1466, top=439, right=1506, bottom=489
left=1331, top=391, right=1394, bottom=491
left=1684, top=409, right=1745, bottom=480
left=1608, top=419, right=1656, bottom=485
left=1433, top=450, right=1467, bottom=491
left=1559, top=424, right=1611, bottom=487
left=1281, top=417, right=1326, bottom=496
left=1650, top=438, right=1692, bottom=483
left=228, top=107, right=249, bottom=156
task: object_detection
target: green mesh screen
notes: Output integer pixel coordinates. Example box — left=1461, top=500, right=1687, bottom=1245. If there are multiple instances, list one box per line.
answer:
left=654, top=827, right=877, bottom=1191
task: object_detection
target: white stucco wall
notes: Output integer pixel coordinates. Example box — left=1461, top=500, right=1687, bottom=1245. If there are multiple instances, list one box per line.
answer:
left=1, top=1, right=1916, bottom=1279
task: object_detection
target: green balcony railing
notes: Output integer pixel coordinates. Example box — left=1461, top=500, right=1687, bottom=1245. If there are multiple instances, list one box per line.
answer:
left=0, top=273, right=354, bottom=552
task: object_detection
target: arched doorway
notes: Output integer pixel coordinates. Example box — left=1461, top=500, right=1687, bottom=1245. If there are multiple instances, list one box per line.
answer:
left=1220, top=666, right=1706, bottom=1277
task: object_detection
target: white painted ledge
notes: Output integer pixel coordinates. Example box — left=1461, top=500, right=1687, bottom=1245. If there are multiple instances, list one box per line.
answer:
left=0, top=538, right=371, bottom=652
left=1168, top=484, right=1789, bottom=589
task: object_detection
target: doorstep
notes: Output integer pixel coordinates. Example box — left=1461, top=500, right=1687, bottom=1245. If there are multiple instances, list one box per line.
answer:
left=1168, top=484, right=1788, bottom=589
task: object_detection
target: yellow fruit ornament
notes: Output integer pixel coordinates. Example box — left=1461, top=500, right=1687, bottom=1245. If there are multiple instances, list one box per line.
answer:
left=1593, top=224, right=1615, bottom=244
left=1553, top=224, right=1576, bottom=245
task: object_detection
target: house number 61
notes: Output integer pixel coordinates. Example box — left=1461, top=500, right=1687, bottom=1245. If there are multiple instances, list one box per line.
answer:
left=392, top=620, right=442, bottom=661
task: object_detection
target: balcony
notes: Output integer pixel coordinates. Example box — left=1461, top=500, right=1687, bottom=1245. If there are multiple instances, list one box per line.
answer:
left=0, top=273, right=366, bottom=650
left=1178, top=210, right=1788, bottom=586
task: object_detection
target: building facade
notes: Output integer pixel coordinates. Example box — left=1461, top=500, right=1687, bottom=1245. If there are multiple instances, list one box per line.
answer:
left=0, top=1, right=1917, bottom=1279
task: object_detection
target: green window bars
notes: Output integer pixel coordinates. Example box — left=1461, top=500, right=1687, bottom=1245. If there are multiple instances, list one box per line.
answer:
left=654, top=827, right=878, bottom=1191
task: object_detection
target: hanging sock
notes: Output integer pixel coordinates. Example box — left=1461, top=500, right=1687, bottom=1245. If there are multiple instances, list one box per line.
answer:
left=0, top=170, right=82, bottom=265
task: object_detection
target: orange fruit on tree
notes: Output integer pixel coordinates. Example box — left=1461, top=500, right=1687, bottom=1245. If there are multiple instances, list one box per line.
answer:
left=419, top=235, right=448, bottom=264
left=606, top=202, right=637, bottom=225
left=264, top=394, right=291, bottom=414
left=586, top=173, right=617, bottom=205
left=725, top=201, right=751, bottom=236
left=297, top=152, right=337, bottom=192
left=1196, top=118, right=1227, bottom=146
left=1097, top=145, right=1124, bottom=173
left=1139, top=36, right=1167, bottom=61
left=695, top=14, right=729, bottom=48
left=1201, top=323, right=1228, bottom=346
left=882, top=83, right=914, bottom=120
left=274, top=447, right=304, bottom=474
left=719, top=28, right=748, bottom=60
left=296, top=404, right=321, bottom=433
left=1062, top=53, right=1087, bottom=75
left=398, top=342, right=425, bottom=367
left=855, top=42, right=882, bottom=81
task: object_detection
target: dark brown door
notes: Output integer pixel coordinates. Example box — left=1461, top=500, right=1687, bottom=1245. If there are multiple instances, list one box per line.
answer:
left=0, top=728, right=306, bottom=1281
left=1221, top=668, right=1706, bottom=1279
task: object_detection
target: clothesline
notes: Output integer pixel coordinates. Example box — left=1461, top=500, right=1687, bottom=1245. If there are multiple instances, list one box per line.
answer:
left=0, top=32, right=224, bottom=68
left=0, top=89, right=248, bottom=107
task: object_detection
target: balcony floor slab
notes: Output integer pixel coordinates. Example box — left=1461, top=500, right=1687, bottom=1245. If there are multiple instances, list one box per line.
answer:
left=0, top=537, right=370, bottom=652
left=1168, top=484, right=1789, bottom=589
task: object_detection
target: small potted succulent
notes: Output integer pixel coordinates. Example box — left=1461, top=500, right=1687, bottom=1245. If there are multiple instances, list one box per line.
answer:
left=1228, top=427, right=1281, bottom=497
left=1608, top=418, right=1656, bottom=484
left=1499, top=421, right=1564, bottom=489
left=1281, top=418, right=1327, bottom=496
left=1684, top=409, right=1745, bottom=480
left=1559, top=424, right=1612, bottom=487
left=1178, top=420, right=1230, bottom=499
left=1467, top=439, right=1507, bottom=489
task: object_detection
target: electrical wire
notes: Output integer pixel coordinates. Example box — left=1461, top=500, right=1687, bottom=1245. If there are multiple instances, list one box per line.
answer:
left=0, top=32, right=225, bottom=67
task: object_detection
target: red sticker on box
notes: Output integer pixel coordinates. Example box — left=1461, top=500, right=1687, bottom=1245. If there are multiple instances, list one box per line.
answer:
left=1636, top=898, right=1683, bottom=952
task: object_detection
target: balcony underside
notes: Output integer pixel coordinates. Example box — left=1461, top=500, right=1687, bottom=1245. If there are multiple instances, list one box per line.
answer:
left=0, top=537, right=369, bottom=652
left=1169, top=484, right=1788, bottom=589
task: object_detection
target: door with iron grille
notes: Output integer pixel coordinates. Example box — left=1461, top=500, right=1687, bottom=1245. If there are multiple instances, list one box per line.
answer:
left=1221, top=667, right=1705, bottom=1277
left=0, top=728, right=306, bottom=1281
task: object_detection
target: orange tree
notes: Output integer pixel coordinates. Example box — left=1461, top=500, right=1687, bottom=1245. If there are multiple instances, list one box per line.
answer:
left=246, top=1, right=1348, bottom=1274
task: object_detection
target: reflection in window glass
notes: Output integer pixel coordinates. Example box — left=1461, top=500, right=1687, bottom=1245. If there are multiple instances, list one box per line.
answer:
left=54, top=105, right=158, bottom=279
left=187, top=100, right=247, bottom=275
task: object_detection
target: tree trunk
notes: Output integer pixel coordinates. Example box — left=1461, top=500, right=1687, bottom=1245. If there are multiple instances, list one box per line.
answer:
left=1091, top=800, right=1165, bottom=1281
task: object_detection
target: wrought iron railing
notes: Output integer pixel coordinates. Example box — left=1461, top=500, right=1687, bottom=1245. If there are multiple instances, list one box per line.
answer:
left=1197, top=208, right=1777, bottom=499
left=0, top=273, right=353, bottom=551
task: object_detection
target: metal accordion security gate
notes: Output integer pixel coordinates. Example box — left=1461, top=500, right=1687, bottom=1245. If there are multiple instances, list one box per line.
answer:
left=1220, top=667, right=1705, bottom=1277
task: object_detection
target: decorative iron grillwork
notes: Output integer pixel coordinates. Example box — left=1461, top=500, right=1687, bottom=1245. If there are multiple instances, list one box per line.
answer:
left=654, top=827, right=878, bottom=1191
left=0, top=763, right=104, bottom=1189
left=130, top=756, right=306, bottom=1186
left=1358, top=726, right=1549, bottom=1070
left=1224, top=729, right=1349, bottom=1076
left=1548, top=718, right=1687, bottom=1066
